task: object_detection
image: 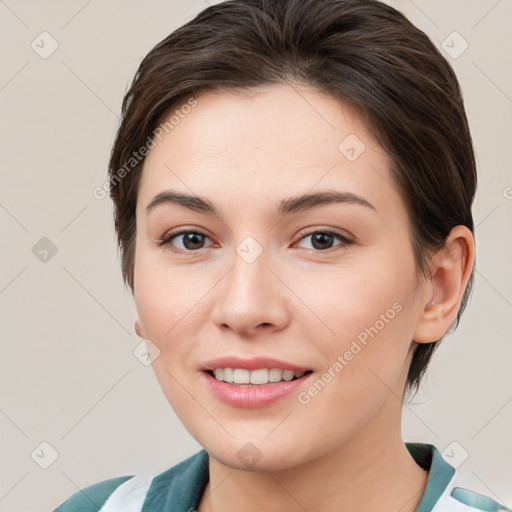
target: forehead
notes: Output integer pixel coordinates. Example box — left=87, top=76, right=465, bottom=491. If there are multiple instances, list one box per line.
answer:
left=138, top=84, right=402, bottom=218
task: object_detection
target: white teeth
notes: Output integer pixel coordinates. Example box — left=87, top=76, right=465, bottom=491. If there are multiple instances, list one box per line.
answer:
left=282, top=370, right=294, bottom=381
left=232, top=368, right=250, bottom=384
left=249, top=368, right=268, bottom=385
left=268, top=368, right=283, bottom=383
left=211, top=367, right=309, bottom=385
left=223, top=367, right=234, bottom=383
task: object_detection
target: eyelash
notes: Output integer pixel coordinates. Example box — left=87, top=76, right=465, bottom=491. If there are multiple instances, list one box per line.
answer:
left=156, top=228, right=354, bottom=254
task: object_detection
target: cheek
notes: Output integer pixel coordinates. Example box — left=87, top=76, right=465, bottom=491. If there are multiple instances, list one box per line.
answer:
left=133, top=257, right=209, bottom=424
left=296, top=294, right=416, bottom=445
left=296, top=251, right=420, bottom=413
left=298, top=253, right=417, bottom=353
left=134, top=245, right=205, bottom=342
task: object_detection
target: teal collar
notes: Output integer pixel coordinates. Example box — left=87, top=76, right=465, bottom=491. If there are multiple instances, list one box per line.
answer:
left=405, top=442, right=455, bottom=511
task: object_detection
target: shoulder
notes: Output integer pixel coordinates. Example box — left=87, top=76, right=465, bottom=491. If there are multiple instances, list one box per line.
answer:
left=141, top=449, right=209, bottom=509
left=52, top=475, right=135, bottom=512
left=406, top=443, right=511, bottom=512
left=52, top=450, right=209, bottom=512
left=434, top=472, right=511, bottom=512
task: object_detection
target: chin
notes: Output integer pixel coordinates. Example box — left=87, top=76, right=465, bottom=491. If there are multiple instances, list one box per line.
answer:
left=199, top=433, right=321, bottom=473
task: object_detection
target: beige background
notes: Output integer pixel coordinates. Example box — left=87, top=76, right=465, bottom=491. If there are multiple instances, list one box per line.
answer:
left=1, top=1, right=511, bottom=510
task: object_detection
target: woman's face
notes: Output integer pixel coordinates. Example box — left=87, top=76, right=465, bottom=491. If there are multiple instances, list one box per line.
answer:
left=134, top=84, right=429, bottom=470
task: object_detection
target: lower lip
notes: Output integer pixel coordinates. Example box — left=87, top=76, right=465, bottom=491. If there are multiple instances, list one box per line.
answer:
left=202, top=371, right=312, bottom=408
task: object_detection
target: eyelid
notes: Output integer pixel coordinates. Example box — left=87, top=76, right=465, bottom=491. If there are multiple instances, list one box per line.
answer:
left=295, top=226, right=354, bottom=242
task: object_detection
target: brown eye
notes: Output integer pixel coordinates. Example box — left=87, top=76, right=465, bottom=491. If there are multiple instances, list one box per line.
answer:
left=157, top=230, right=213, bottom=252
left=296, top=230, right=353, bottom=252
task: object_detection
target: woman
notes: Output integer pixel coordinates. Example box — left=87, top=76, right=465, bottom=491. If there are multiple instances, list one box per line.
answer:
left=55, top=0, right=509, bottom=510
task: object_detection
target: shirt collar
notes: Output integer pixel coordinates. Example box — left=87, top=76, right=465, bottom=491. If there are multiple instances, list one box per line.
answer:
left=405, top=442, right=456, bottom=512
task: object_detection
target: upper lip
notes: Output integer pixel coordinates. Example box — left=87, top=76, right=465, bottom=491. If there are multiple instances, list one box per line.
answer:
left=201, top=356, right=311, bottom=373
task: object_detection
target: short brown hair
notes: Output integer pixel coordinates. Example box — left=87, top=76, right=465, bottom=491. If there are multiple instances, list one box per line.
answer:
left=108, top=0, right=477, bottom=395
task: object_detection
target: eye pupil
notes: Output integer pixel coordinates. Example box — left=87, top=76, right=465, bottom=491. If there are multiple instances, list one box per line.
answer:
left=183, top=232, right=205, bottom=250
left=311, top=233, right=333, bottom=250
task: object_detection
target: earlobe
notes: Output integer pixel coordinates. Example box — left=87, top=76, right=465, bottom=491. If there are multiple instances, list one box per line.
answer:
left=135, top=318, right=144, bottom=337
left=413, top=225, right=475, bottom=344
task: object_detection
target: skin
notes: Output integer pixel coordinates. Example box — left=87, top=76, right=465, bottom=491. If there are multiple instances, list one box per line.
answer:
left=133, top=84, right=475, bottom=512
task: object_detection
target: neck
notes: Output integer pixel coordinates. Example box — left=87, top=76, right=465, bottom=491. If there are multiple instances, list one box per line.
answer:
left=198, top=404, right=428, bottom=512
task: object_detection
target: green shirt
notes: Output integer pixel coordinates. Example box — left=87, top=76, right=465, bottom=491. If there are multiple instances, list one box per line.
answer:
left=53, top=443, right=510, bottom=511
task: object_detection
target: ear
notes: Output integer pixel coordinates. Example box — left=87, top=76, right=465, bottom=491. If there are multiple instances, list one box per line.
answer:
left=413, top=225, right=475, bottom=344
left=135, top=318, right=144, bottom=338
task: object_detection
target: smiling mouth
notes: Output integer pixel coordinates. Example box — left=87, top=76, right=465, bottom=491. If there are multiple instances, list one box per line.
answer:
left=206, top=368, right=313, bottom=385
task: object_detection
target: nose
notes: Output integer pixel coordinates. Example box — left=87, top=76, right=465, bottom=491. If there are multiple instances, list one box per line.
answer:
left=211, top=250, right=291, bottom=338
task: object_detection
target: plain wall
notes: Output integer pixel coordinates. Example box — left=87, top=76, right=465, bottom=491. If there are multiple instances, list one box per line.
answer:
left=0, top=1, right=511, bottom=510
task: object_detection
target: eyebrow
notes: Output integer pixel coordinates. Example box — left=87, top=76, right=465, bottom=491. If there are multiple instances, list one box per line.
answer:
left=145, top=189, right=377, bottom=217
